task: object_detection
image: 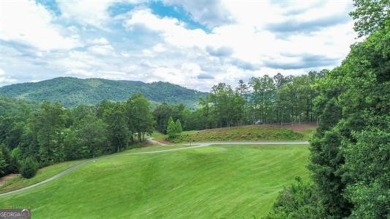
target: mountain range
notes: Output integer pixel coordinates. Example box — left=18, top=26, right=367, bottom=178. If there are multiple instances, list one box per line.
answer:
left=0, top=77, right=207, bottom=108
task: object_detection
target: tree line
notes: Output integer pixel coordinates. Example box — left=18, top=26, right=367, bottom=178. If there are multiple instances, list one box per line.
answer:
left=0, top=93, right=154, bottom=178
left=153, top=71, right=325, bottom=134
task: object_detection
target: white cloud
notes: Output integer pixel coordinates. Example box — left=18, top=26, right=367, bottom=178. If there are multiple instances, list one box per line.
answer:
left=163, top=0, right=234, bottom=28
left=0, top=0, right=79, bottom=51
left=0, top=0, right=358, bottom=92
left=56, top=0, right=146, bottom=28
left=57, top=0, right=112, bottom=28
left=87, top=37, right=116, bottom=56
left=113, top=2, right=357, bottom=91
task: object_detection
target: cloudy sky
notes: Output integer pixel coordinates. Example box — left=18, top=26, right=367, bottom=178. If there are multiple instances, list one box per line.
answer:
left=0, top=0, right=357, bottom=91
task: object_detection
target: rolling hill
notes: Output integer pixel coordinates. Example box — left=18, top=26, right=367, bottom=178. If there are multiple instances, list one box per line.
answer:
left=0, top=77, right=207, bottom=107
left=0, top=143, right=310, bottom=218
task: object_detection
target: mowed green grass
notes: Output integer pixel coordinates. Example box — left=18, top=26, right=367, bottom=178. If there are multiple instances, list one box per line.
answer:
left=0, top=144, right=310, bottom=218
left=0, top=160, right=83, bottom=193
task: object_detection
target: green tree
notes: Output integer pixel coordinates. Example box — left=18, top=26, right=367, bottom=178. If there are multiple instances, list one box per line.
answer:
left=185, top=108, right=208, bottom=130
left=343, top=128, right=390, bottom=218
left=126, top=93, right=154, bottom=143
left=0, top=144, right=10, bottom=177
left=153, top=103, right=173, bottom=134
left=35, top=101, right=67, bottom=165
left=166, top=117, right=183, bottom=139
left=104, top=103, right=129, bottom=152
left=175, top=119, right=183, bottom=134
left=249, top=75, right=276, bottom=123
left=209, top=83, right=244, bottom=127
left=64, top=113, right=108, bottom=159
left=350, top=0, right=390, bottom=36
left=166, top=117, right=176, bottom=139
left=309, top=12, right=390, bottom=218
left=236, top=79, right=250, bottom=124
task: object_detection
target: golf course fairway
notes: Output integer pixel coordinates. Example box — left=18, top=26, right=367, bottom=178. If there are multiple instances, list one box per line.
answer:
left=0, top=144, right=310, bottom=218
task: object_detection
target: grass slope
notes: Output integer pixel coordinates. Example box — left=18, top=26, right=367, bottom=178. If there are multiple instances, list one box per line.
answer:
left=0, top=144, right=309, bottom=218
left=0, top=160, right=82, bottom=193
left=175, top=125, right=313, bottom=143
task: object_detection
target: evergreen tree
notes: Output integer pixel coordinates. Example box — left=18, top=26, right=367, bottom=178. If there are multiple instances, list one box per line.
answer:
left=167, top=117, right=176, bottom=139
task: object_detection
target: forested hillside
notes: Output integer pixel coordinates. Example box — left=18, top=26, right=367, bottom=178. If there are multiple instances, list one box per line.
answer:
left=0, top=95, right=37, bottom=117
left=0, top=77, right=207, bottom=107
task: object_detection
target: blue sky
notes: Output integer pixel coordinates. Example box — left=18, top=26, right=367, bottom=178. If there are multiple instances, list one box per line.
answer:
left=0, top=0, right=357, bottom=91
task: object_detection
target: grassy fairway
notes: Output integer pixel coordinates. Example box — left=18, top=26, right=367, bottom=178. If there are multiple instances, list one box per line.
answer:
left=0, top=144, right=309, bottom=218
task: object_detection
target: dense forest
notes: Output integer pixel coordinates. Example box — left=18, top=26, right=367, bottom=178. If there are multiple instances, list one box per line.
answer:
left=267, top=0, right=389, bottom=218
left=0, top=77, right=207, bottom=108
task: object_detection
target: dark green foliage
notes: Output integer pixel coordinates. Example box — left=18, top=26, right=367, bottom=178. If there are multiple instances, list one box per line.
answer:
left=192, top=72, right=324, bottom=131
left=126, top=93, right=154, bottom=143
left=0, top=92, right=156, bottom=177
left=154, top=72, right=323, bottom=132
left=64, top=114, right=108, bottom=159
left=0, top=116, right=25, bottom=150
left=153, top=103, right=193, bottom=133
left=0, top=144, right=11, bottom=177
left=35, top=101, right=67, bottom=165
left=208, top=83, right=245, bottom=127
left=103, top=103, right=129, bottom=152
left=269, top=3, right=390, bottom=218
left=310, top=128, right=352, bottom=217
left=266, top=178, right=324, bottom=219
left=0, top=77, right=207, bottom=108
left=19, top=157, right=39, bottom=179
left=153, top=103, right=173, bottom=134
left=183, top=108, right=208, bottom=130
left=307, top=12, right=390, bottom=218
left=0, top=95, right=36, bottom=117
left=343, top=128, right=390, bottom=218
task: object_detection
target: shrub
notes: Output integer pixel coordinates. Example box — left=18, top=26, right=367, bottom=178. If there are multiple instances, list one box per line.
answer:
left=265, top=177, right=325, bottom=218
left=19, top=157, right=39, bottom=179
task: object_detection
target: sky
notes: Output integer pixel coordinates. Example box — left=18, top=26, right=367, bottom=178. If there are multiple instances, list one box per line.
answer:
left=0, top=0, right=357, bottom=91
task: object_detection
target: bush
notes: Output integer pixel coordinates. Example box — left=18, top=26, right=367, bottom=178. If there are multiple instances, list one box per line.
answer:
left=19, top=157, right=39, bottom=179
left=265, top=177, right=324, bottom=219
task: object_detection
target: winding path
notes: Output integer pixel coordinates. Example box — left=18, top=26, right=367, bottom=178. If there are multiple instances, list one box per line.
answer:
left=0, top=160, right=93, bottom=197
left=0, top=141, right=309, bottom=197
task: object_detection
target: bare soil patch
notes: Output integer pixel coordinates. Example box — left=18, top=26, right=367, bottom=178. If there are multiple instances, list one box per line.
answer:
left=0, top=174, right=19, bottom=187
